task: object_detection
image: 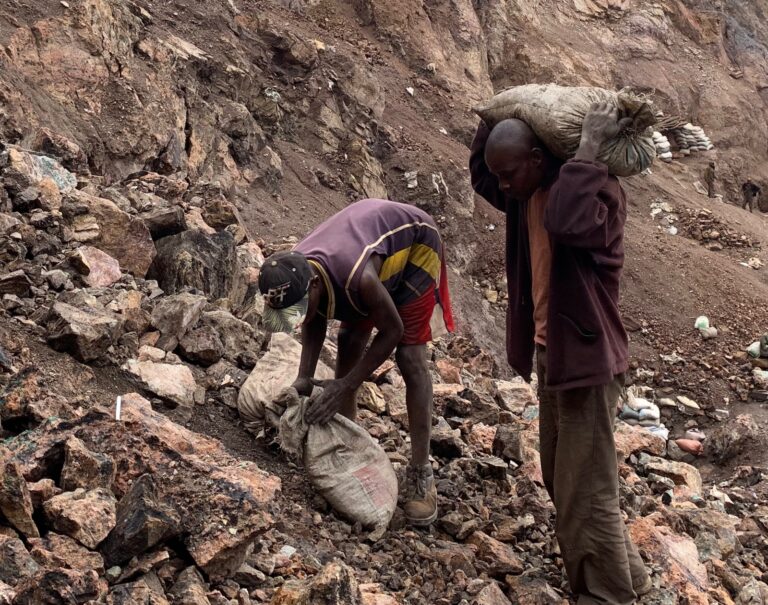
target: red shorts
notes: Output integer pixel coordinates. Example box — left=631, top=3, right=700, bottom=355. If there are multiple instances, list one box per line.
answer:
left=342, top=287, right=435, bottom=345
left=340, top=254, right=455, bottom=346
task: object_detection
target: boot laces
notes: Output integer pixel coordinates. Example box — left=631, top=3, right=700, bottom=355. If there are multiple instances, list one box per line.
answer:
left=406, top=464, right=432, bottom=499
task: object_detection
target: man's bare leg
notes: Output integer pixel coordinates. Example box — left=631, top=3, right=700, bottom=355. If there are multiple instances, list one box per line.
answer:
left=396, top=343, right=432, bottom=466
left=396, top=343, right=438, bottom=526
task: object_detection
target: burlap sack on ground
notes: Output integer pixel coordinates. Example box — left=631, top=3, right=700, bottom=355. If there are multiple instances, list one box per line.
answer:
left=237, top=333, right=333, bottom=433
left=474, top=83, right=657, bottom=177
left=279, top=389, right=399, bottom=530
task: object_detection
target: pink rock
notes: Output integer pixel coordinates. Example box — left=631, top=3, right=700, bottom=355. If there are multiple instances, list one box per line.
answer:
left=436, top=359, right=462, bottom=384
left=0, top=456, right=39, bottom=538
left=629, top=514, right=708, bottom=604
left=42, top=488, right=117, bottom=549
left=615, top=422, right=666, bottom=459
left=71, top=246, right=122, bottom=287
left=468, top=423, right=497, bottom=454
left=467, top=531, right=524, bottom=577
left=675, top=438, right=704, bottom=456
left=67, top=191, right=156, bottom=277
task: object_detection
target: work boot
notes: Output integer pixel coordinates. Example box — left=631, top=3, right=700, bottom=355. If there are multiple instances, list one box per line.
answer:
left=634, top=576, right=653, bottom=597
left=404, top=463, right=437, bottom=526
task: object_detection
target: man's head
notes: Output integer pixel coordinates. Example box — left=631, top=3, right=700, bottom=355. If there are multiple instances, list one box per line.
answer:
left=484, top=119, right=554, bottom=201
left=258, top=251, right=321, bottom=333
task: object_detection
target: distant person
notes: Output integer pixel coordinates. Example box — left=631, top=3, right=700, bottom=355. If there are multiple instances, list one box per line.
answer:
left=742, top=180, right=761, bottom=213
left=470, top=104, right=651, bottom=604
left=259, top=199, right=455, bottom=526
left=704, top=161, right=716, bottom=198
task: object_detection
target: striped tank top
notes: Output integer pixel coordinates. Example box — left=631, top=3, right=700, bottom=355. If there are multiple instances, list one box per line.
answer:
left=294, top=199, right=444, bottom=322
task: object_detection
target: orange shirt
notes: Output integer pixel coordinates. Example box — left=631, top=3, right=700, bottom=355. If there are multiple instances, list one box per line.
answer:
left=527, top=188, right=552, bottom=346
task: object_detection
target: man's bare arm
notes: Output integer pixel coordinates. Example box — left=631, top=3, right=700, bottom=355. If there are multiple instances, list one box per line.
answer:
left=335, top=267, right=404, bottom=390
left=304, top=262, right=403, bottom=425
left=294, top=313, right=327, bottom=396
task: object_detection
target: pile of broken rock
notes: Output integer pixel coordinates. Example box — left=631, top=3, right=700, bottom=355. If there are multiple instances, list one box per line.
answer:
left=0, top=139, right=269, bottom=421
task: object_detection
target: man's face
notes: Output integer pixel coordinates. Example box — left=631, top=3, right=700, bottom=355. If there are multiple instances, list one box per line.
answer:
left=485, top=143, right=544, bottom=202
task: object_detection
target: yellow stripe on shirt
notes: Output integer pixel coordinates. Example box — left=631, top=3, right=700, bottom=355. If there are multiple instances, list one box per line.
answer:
left=408, top=243, right=441, bottom=281
left=378, top=247, right=411, bottom=282
left=345, top=221, right=441, bottom=315
left=379, top=243, right=441, bottom=284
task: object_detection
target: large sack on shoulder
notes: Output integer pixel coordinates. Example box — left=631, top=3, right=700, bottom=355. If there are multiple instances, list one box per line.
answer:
left=474, top=83, right=656, bottom=177
left=237, top=333, right=333, bottom=433
left=279, top=389, right=398, bottom=531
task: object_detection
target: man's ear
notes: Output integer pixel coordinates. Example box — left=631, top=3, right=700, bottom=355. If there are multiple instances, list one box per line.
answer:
left=309, top=275, right=321, bottom=289
left=530, top=147, right=544, bottom=167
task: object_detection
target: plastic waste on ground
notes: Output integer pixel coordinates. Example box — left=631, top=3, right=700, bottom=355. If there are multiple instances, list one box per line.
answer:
left=694, top=316, right=710, bottom=330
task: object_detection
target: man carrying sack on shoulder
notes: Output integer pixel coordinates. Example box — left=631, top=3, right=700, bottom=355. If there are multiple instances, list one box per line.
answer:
left=469, top=103, right=651, bottom=604
left=258, top=198, right=455, bottom=526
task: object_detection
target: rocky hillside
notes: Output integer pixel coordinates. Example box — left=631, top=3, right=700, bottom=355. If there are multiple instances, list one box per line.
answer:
left=1, top=0, right=768, bottom=603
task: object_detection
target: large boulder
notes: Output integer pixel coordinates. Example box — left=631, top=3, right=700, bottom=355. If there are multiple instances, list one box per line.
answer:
left=138, top=206, right=187, bottom=240
left=64, top=191, right=156, bottom=277
left=707, top=414, right=760, bottom=464
left=679, top=508, right=741, bottom=563
left=124, top=360, right=198, bottom=409
left=70, top=246, right=122, bottom=288
left=147, top=230, right=239, bottom=302
left=199, top=309, right=263, bottom=362
left=46, top=302, right=122, bottom=363
left=629, top=514, right=708, bottom=605
left=614, top=421, right=667, bottom=459
left=178, top=325, right=225, bottom=366
left=645, top=457, right=703, bottom=496
left=113, top=290, right=151, bottom=334
left=12, top=568, right=106, bottom=604
left=0, top=534, right=39, bottom=587
left=60, top=436, right=116, bottom=492
left=28, top=532, right=105, bottom=574
left=0, top=147, right=77, bottom=196
left=149, top=292, right=207, bottom=351
left=42, top=488, right=117, bottom=549
left=100, top=474, right=182, bottom=567
left=430, top=417, right=465, bottom=459
left=494, top=379, right=536, bottom=414
left=0, top=457, right=39, bottom=538
left=169, top=567, right=210, bottom=605
left=32, top=128, right=89, bottom=174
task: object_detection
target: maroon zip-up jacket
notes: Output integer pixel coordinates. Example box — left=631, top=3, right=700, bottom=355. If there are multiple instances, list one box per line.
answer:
left=469, top=122, right=628, bottom=390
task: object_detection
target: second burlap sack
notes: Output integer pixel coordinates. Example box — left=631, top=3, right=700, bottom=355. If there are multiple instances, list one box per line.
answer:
left=279, top=389, right=399, bottom=531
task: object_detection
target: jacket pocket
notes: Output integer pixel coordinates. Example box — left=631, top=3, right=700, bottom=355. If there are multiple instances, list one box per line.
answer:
left=557, top=312, right=599, bottom=342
